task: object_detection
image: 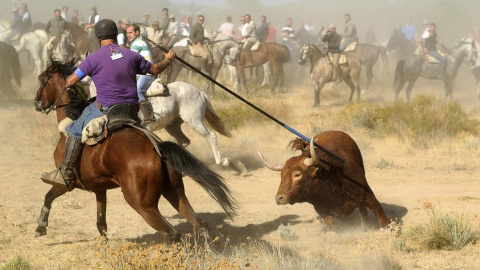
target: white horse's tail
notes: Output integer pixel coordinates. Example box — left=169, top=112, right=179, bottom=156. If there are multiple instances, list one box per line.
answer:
left=202, top=93, right=231, bottom=137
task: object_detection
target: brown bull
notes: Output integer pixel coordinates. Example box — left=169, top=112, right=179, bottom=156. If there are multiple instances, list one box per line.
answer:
left=258, top=131, right=390, bottom=229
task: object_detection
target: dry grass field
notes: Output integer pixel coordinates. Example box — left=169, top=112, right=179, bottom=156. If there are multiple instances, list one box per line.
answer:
left=1, top=61, right=480, bottom=269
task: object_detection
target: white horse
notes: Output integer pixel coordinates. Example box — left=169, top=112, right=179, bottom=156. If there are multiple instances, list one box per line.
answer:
left=42, top=30, right=75, bottom=67
left=82, top=77, right=247, bottom=175
left=15, top=30, right=48, bottom=75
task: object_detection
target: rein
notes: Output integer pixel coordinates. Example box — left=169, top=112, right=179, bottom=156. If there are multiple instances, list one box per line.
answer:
left=35, top=72, right=70, bottom=115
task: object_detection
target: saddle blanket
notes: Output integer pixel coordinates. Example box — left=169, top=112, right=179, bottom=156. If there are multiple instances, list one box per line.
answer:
left=327, top=53, right=348, bottom=65
left=145, top=79, right=169, bottom=97
left=344, top=41, right=358, bottom=52
left=173, top=38, right=190, bottom=47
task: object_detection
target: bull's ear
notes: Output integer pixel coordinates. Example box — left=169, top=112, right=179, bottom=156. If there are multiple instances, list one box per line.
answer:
left=306, top=165, right=319, bottom=178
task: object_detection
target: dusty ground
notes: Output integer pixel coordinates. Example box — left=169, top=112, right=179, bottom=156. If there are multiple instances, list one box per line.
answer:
left=1, top=59, right=480, bottom=269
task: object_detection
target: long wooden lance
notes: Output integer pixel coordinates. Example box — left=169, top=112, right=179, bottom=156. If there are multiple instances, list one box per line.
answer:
left=142, top=35, right=347, bottom=166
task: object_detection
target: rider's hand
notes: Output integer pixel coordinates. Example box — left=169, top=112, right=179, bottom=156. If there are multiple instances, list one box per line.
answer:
left=165, top=49, right=176, bottom=62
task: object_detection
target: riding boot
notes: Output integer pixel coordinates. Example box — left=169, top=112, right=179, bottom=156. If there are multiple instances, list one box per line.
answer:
left=41, top=136, right=83, bottom=188
left=140, top=100, right=156, bottom=124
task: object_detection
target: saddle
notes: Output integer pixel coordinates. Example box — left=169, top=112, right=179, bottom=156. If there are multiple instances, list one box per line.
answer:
left=81, top=103, right=141, bottom=145
left=327, top=53, right=348, bottom=65
left=250, top=41, right=261, bottom=51
left=426, top=50, right=445, bottom=64
left=343, top=41, right=358, bottom=52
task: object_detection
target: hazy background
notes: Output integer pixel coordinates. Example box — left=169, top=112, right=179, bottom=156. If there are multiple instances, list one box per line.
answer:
left=1, top=0, right=479, bottom=46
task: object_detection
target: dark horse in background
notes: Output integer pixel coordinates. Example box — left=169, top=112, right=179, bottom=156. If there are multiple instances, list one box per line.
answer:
left=394, top=37, right=477, bottom=101
left=386, top=28, right=417, bottom=61
left=318, top=30, right=388, bottom=91
left=33, top=59, right=236, bottom=242
left=0, top=41, right=21, bottom=100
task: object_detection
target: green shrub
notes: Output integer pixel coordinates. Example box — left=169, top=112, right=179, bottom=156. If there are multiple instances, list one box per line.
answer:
left=1, top=256, right=32, bottom=270
left=400, top=205, right=478, bottom=251
left=338, top=95, right=480, bottom=145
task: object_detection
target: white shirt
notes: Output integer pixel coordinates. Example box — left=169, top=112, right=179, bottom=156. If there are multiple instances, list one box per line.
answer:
left=117, top=33, right=126, bottom=45
left=61, top=12, right=69, bottom=22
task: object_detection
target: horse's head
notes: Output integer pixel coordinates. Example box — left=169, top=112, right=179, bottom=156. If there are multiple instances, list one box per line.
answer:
left=298, top=44, right=312, bottom=65
left=34, top=58, right=76, bottom=114
left=386, top=28, right=404, bottom=52
left=456, top=36, right=478, bottom=67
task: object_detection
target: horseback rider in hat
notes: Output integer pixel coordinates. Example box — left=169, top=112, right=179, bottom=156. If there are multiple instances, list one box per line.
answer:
left=41, top=19, right=176, bottom=188
left=340, top=13, right=357, bottom=51
left=322, top=23, right=342, bottom=81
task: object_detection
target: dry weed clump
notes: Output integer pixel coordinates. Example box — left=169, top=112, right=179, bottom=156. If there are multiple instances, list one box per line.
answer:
left=338, top=95, right=480, bottom=146
left=214, top=97, right=290, bottom=130
left=395, top=204, right=478, bottom=251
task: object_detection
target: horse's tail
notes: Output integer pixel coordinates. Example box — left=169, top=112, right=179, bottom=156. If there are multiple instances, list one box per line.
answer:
left=394, top=59, right=405, bottom=90
left=377, top=45, right=389, bottom=79
left=202, top=93, right=231, bottom=137
left=275, top=44, right=291, bottom=63
left=159, top=141, right=237, bottom=218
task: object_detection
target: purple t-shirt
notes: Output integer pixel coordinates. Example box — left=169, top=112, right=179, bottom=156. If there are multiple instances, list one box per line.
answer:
left=78, top=43, right=152, bottom=107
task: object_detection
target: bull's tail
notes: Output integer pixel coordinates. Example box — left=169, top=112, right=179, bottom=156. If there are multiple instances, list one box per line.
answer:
left=159, top=141, right=237, bottom=218
left=377, top=45, right=389, bottom=79
left=202, top=93, right=231, bottom=137
left=394, top=60, right=406, bottom=90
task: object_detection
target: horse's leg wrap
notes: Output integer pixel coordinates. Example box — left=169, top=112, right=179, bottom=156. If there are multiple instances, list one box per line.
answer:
left=37, top=205, right=50, bottom=227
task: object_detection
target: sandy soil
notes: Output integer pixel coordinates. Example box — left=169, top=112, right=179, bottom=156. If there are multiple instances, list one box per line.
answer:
left=1, top=60, right=480, bottom=269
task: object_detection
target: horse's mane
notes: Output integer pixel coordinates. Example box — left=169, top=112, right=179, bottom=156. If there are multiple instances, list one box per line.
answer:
left=43, top=57, right=77, bottom=77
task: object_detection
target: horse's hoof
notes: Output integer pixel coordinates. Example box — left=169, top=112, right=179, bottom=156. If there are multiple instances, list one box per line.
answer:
left=229, top=159, right=248, bottom=176
left=35, top=227, right=47, bottom=238
left=312, top=103, right=320, bottom=108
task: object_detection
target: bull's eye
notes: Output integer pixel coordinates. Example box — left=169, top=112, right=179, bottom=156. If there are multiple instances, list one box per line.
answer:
left=292, top=170, right=302, bottom=182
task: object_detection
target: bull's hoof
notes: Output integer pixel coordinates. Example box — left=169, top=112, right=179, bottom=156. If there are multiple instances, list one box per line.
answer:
left=312, top=103, right=320, bottom=108
left=35, top=227, right=47, bottom=238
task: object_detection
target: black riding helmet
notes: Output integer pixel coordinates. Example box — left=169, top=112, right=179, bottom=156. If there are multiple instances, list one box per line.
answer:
left=95, top=19, right=118, bottom=41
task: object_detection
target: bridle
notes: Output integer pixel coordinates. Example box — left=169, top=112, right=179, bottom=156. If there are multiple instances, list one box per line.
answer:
left=35, top=70, right=69, bottom=115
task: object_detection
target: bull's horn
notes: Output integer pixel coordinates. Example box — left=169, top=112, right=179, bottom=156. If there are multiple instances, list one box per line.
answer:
left=257, top=150, right=283, bottom=171
left=303, top=137, right=319, bottom=166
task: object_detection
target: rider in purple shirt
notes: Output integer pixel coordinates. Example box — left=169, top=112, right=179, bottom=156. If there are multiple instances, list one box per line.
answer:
left=41, top=19, right=176, bottom=188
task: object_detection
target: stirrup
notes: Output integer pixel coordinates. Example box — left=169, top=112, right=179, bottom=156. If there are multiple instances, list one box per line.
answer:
left=41, top=169, right=69, bottom=187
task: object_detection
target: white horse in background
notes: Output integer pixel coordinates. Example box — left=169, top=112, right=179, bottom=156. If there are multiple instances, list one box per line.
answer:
left=471, top=40, right=480, bottom=99
left=82, top=77, right=247, bottom=175
left=42, top=30, right=75, bottom=68
left=15, top=30, right=48, bottom=75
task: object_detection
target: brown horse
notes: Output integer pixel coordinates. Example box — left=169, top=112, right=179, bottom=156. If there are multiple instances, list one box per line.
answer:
left=68, top=22, right=99, bottom=57
left=298, top=44, right=362, bottom=107
left=234, top=42, right=290, bottom=93
left=0, top=41, right=21, bottom=100
left=33, top=59, right=236, bottom=242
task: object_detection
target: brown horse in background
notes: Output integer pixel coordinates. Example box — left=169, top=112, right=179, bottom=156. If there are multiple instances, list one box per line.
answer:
left=33, top=59, right=236, bottom=242
left=235, top=42, right=290, bottom=93
left=68, top=22, right=99, bottom=57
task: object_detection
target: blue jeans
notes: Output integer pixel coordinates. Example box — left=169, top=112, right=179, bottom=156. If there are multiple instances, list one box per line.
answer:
left=428, top=50, right=446, bottom=66
left=340, top=37, right=356, bottom=51
left=65, top=101, right=108, bottom=139
left=137, top=75, right=156, bottom=102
